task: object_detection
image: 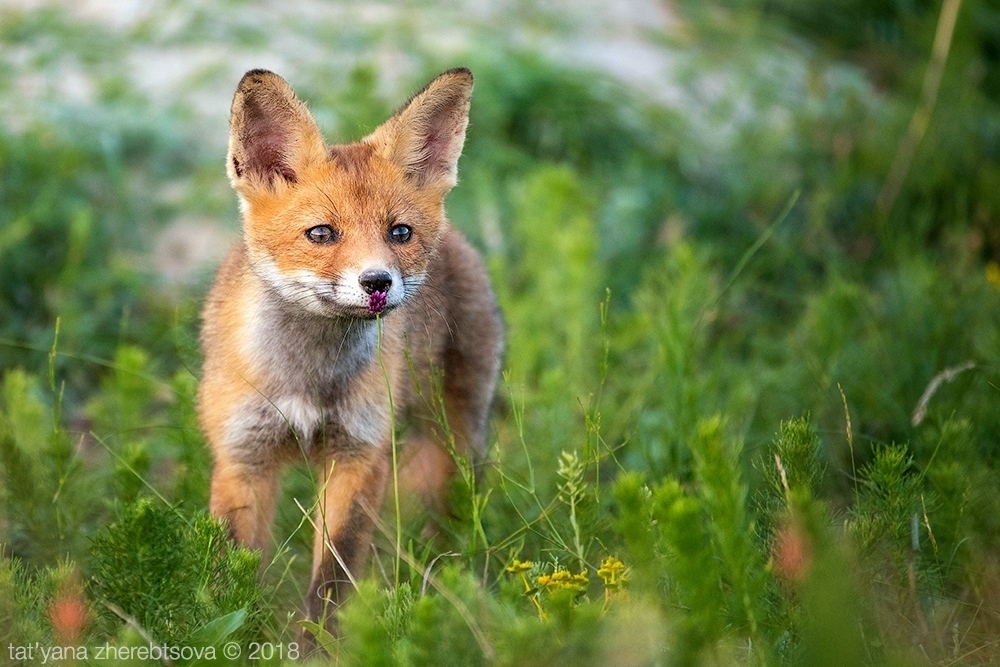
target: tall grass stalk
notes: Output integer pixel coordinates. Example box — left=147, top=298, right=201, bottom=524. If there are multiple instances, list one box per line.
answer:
left=376, top=317, right=402, bottom=589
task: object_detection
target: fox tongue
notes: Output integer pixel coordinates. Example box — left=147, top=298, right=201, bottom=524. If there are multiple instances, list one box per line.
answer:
left=368, top=290, right=388, bottom=315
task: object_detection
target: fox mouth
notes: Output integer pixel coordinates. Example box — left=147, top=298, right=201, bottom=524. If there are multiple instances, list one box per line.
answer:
left=311, top=292, right=398, bottom=319
left=253, top=261, right=415, bottom=319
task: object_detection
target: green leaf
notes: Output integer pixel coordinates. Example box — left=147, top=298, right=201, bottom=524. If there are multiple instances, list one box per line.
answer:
left=188, top=608, right=247, bottom=647
left=299, top=619, right=339, bottom=657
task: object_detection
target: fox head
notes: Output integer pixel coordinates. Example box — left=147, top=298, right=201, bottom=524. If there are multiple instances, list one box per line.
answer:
left=226, top=68, right=473, bottom=318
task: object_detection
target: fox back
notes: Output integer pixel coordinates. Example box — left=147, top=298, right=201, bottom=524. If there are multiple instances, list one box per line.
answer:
left=197, top=68, right=503, bottom=632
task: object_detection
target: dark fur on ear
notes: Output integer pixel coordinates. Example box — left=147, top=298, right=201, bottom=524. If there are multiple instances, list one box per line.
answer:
left=365, top=68, right=474, bottom=193
left=227, top=69, right=327, bottom=193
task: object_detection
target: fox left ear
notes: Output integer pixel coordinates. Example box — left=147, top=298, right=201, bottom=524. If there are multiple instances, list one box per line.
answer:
left=227, top=69, right=327, bottom=194
left=366, top=68, right=473, bottom=193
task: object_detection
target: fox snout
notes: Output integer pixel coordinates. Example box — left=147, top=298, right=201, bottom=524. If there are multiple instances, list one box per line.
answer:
left=327, top=263, right=413, bottom=318
left=358, top=268, right=392, bottom=315
left=359, top=268, right=392, bottom=294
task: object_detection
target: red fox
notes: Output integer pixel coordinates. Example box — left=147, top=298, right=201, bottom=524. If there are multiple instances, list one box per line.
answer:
left=197, top=67, right=503, bottom=629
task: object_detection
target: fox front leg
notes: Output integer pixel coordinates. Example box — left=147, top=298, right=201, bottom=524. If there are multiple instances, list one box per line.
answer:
left=306, top=449, right=389, bottom=631
left=209, top=454, right=280, bottom=553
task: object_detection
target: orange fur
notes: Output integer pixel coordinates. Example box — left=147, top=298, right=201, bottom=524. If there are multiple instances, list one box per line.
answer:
left=197, top=68, right=503, bottom=632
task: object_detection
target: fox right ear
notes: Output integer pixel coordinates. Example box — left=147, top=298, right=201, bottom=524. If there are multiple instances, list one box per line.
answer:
left=365, top=68, right=474, bottom=194
left=227, top=69, right=326, bottom=194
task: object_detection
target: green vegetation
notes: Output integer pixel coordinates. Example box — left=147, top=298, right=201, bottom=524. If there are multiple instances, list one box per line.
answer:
left=1, top=1, right=999, bottom=665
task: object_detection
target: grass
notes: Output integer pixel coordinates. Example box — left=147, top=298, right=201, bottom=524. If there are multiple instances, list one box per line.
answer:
left=2, top=1, right=1000, bottom=665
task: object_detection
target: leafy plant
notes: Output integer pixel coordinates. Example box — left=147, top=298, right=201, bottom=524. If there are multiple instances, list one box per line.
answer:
left=89, top=497, right=266, bottom=647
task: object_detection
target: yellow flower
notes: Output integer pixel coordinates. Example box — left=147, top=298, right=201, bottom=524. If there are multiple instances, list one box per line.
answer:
left=505, top=559, right=534, bottom=574
left=987, top=261, right=1000, bottom=288
left=507, top=558, right=537, bottom=596
left=537, top=568, right=589, bottom=593
left=597, top=556, right=628, bottom=590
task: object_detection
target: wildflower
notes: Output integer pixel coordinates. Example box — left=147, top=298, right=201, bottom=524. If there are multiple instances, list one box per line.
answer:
left=597, top=556, right=628, bottom=591
left=987, top=261, right=1000, bottom=288
left=505, top=558, right=533, bottom=574
left=49, top=594, right=89, bottom=644
left=368, top=290, right=388, bottom=314
left=536, top=568, right=589, bottom=593
left=507, top=558, right=537, bottom=599
left=772, top=518, right=812, bottom=584
left=506, top=559, right=548, bottom=618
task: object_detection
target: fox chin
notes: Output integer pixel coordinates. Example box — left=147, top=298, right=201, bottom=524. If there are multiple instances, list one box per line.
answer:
left=197, top=67, right=503, bottom=633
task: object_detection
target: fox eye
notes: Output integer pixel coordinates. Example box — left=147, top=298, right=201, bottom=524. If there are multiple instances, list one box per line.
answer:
left=306, top=225, right=338, bottom=244
left=389, top=224, right=412, bottom=244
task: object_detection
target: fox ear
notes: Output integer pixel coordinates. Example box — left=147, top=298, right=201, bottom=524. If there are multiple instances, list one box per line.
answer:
left=227, top=69, right=326, bottom=193
left=366, top=68, right=473, bottom=193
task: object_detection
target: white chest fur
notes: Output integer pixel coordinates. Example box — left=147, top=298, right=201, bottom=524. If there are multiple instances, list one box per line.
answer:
left=221, top=290, right=391, bottom=460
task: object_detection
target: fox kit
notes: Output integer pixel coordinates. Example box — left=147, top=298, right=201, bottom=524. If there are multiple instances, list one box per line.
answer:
left=197, top=67, right=503, bottom=628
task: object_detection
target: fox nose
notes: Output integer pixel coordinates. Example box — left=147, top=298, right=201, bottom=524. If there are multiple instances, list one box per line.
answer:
left=358, top=269, right=392, bottom=295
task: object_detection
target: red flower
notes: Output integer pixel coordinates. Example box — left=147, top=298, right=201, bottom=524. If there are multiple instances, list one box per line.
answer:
left=772, top=519, right=813, bottom=584
left=49, top=595, right=89, bottom=644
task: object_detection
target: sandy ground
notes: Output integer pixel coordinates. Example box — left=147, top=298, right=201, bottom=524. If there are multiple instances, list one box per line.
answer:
left=1, top=0, right=679, bottom=128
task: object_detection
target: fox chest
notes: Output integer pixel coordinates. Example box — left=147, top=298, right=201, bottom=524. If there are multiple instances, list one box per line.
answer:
left=230, top=390, right=388, bottom=460
left=222, top=318, right=393, bottom=461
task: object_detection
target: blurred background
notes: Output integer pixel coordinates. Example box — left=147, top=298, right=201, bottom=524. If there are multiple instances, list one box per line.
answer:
left=1, top=0, right=1000, bottom=664
left=2, top=0, right=997, bottom=439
